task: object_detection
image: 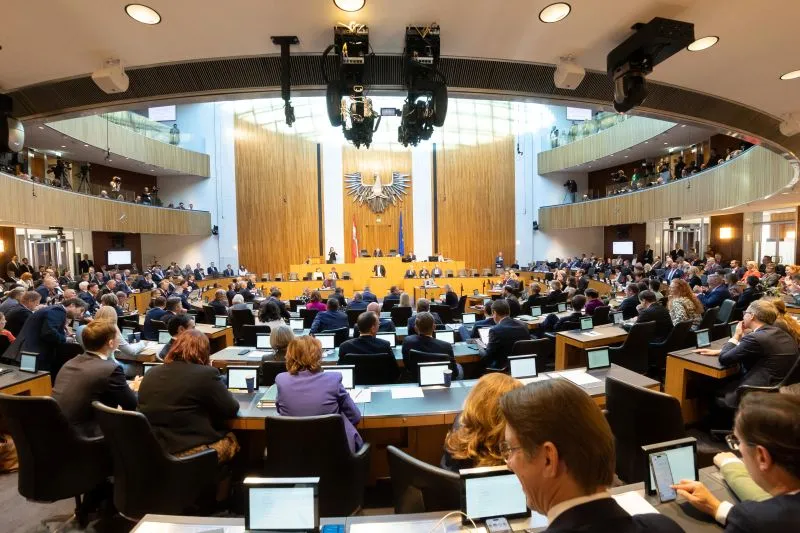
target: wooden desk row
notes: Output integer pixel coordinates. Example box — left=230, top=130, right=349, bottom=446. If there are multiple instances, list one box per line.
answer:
left=0, top=364, right=52, bottom=396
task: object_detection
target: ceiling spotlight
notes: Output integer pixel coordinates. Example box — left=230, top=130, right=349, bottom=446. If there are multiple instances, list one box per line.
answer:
left=780, top=69, right=800, bottom=80
left=333, top=0, right=365, bottom=12
left=539, top=2, right=571, bottom=23
left=60, top=145, right=66, bottom=148
left=687, top=36, right=719, bottom=52
left=125, top=4, right=161, bottom=25
left=37, top=126, right=44, bottom=130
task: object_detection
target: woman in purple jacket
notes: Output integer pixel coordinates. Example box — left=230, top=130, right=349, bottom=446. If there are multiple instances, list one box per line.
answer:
left=275, top=335, right=363, bottom=452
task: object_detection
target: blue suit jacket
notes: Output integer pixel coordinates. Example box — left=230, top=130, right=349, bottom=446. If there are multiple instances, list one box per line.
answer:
left=698, top=285, right=730, bottom=310
left=347, top=300, right=368, bottom=311
left=275, top=370, right=363, bottom=452
left=480, top=316, right=530, bottom=369
left=142, top=307, right=168, bottom=341
left=5, top=305, right=68, bottom=375
left=309, top=310, right=349, bottom=333
left=361, top=291, right=378, bottom=303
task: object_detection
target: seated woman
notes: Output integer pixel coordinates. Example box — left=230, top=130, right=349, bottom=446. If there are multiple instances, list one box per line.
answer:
left=138, top=329, right=240, bottom=463
left=741, top=260, right=763, bottom=281
left=770, top=298, right=800, bottom=344
left=275, top=336, right=363, bottom=452
left=209, top=289, right=228, bottom=317
left=735, top=275, right=763, bottom=311
left=263, top=325, right=294, bottom=362
left=672, top=392, right=800, bottom=531
left=440, top=373, right=523, bottom=472
left=0, top=312, right=16, bottom=344
left=257, top=300, right=286, bottom=331
left=77, top=306, right=146, bottom=363
left=398, top=292, right=412, bottom=308
left=687, top=266, right=703, bottom=289
left=305, top=290, right=327, bottom=312
left=667, top=278, right=704, bottom=326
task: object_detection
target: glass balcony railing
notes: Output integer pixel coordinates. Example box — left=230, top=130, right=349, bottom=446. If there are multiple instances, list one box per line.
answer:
left=101, top=111, right=206, bottom=153
left=548, top=112, right=629, bottom=149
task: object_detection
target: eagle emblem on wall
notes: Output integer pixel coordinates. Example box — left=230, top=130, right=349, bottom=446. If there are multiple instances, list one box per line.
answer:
left=344, top=171, right=410, bottom=213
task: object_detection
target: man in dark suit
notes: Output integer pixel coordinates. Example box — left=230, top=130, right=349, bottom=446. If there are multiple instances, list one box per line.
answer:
left=361, top=287, right=378, bottom=303
left=406, top=251, right=417, bottom=261
left=404, top=267, right=416, bottom=278
left=352, top=302, right=396, bottom=338
left=207, top=262, right=219, bottom=277
left=576, top=270, right=590, bottom=294
left=5, top=291, right=42, bottom=337
left=338, top=311, right=396, bottom=365
left=268, top=289, right=290, bottom=320
left=500, top=380, right=684, bottom=533
left=495, top=252, right=504, bottom=270
left=52, top=320, right=137, bottom=437
left=617, top=284, right=641, bottom=320
left=78, top=254, right=93, bottom=274
left=669, top=244, right=684, bottom=261
left=222, top=264, right=235, bottom=277
left=36, top=276, right=59, bottom=305
left=697, top=300, right=799, bottom=409
left=142, top=296, right=168, bottom=340
left=401, top=311, right=461, bottom=379
left=407, top=299, right=443, bottom=335
left=372, top=264, right=386, bottom=277
left=100, top=279, right=118, bottom=296
left=443, top=284, right=459, bottom=309
left=458, top=300, right=495, bottom=341
left=77, top=281, right=99, bottom=314
left=636, top=290, right=673, bottom=343
left=643, top=244, right=654, bottom=265
left=0, top=287, right=25, bottom=316
left=663, top=262, right=683, bottom=283
left=347, top=292, right=368, bottom=311
left=333, top=287, right=347, bottom=308
left=158, top=314, right=196, bottom=359
left=431, top=265, right=443, bottom=278
left=384, top=286, right=402, bottom=306
left=193, top=263, right=205, bottom=280
left=525, top=285, right=548, bottom=310
left=5, top=298, right=87, bottom=380
left=697, top=273, right=731, bottom=310
left=309, top=298, right=348, bottom=334
left=479, top=299, right=530, bottom=370
left=6, top=255, right=20, bottom=279
left=547, top=294, right=586, bottom=333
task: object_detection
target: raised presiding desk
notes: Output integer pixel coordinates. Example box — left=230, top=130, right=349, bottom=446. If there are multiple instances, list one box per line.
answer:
left=665, top=338, right=738, bottom=424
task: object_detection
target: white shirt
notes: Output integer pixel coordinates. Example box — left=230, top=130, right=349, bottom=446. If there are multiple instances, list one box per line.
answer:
left=547, top=491, right=612, bottom=524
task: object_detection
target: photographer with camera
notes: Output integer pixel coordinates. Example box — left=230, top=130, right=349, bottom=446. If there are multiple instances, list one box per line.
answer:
left=110, top=175, right=122, bottom=194
left=563, top=179, right=578, bottom=203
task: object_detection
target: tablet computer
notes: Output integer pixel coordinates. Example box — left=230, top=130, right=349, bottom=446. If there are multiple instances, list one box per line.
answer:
left=227, top=366, right=258, bottom=392
left=244, top=477, right=320, bottom=532
left=19, top=352, right=38, bottom=373
left=434, top=330, right=455, bottom=344
left=642, top=437, right=698, bottom=496
left=508, top=355, right=537, bottom=379
left=460, top=466, right=529, bottom=524
left=586, top=346, right=611, bottom=370
left=418, top=361, right=449, bottom=387
left=376, top=332, right=396, bottom=347
left=315, top=334, right=335, bottom=350
left=695, top=328, right=711, bottom=348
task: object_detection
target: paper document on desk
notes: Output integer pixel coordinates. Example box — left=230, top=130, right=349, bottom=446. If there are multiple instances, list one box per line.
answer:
left=612, top=490, right=660, bottom=515
left=391, top=387, right=425, bottom=399
left=134, top=522, right=245, bottom=533
left=520, top=375, right=551, bottom=385
left=582, top=330, right=602, bottom=337
left=555, top=370, right=602, bottom=386
left=351, top=521, right=441, bottom=533
left=350, top=388, right=372, bottom=403
left=246, top=350, right=269, bottom=358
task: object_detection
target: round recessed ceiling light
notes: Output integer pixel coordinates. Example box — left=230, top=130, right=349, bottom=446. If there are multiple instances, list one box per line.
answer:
left=539, top=2, right=571, bottom=23
left=125, top=4, right=161, bottom=25
left=687, top=36, right=719, bottom=52
left=780, top=69, right=800, bottom=80
left=333, top=0, right=365, bottom=12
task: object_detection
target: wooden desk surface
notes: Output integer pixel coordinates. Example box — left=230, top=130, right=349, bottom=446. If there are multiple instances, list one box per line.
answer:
left=0, top=364, right=52, bottom=396
left=667, top=338, right=735, bottom=375
left=557, top=324, right=628, bottom=344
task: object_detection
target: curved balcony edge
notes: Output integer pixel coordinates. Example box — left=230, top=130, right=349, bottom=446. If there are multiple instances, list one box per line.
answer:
left=538, top=146, right=799, bottom=230
left=537, top=116, right=676, bottom=174
left=0, top=172, right=211, bottom=235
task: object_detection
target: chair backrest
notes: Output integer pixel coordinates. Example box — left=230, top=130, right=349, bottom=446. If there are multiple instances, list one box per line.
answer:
left=663, top=320, right=694, bottom=352
left=387, top=445, right=460, bottom=514
left=260, top=360, right=287, bottom=386
left=470, top=269, right=479, bottom=277
left=481, top=268, right=492, bottom=277
left=458, top=269, right=467, bottom=278
left=381, top=299, right=396, bottom=312
left=456, top=295, right=467, bottom=314
left=150, top=319, right=167, bottom=331
left=322, top=327, right=349, bottom=347
left=263, top=414, right=369, bottom=516
left=241, top=324, right=271, bottom=346
left=716, top=299, right=734, bottom=324
left=407, top=349, right=451, bottom=381
left=0, top=394, right=111, bottom=502
left=605, top=376, right=686, bottom=483
left=346, top=308, right=363, bottom=327
left=299, top=308, right=320, bottom=329
left=390, top=306, right=412, bottom=327
left=511, top=339, right=541, bottom=356
left=592, top=305, right=611, bottom=326
left=342, top=271, right=351, bottom=280
left=446, top=270, right=454, bottom=278
left=230, top=308, right=256, bottom=341
left=430, top=304, right=453, bottom=324
left=288, top=272, right=299, bottom=281
left=697, top=307, right=719, bottom=330
left=274, top=273, right=284, bottom=281
left=339, top=352, right=399, bottom=385
left=611, top=321, right=657, bottom=374
left=389, top=249, right=397, bottom=255
left=92, top=402, right=218, bottom=518
left=289, top=299, right=304, bottom=312
left=261, top=273, right=270, bottom=281
left=202, top=304, right=215, bottom=324
left=118, top=314, right=140, bottom=331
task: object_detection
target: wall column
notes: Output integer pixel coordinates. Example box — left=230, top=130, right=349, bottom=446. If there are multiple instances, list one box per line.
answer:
left=411, top=145, right=433, bottom=258
left=321, top=142, right=345, bottom=262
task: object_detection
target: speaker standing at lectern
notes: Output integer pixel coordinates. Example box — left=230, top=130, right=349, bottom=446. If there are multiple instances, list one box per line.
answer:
left=373, top=264, right=386, bottom=277
left=495, top=251, right=504, bottom=270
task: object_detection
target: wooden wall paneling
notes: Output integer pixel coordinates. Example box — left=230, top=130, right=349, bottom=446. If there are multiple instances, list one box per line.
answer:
left=436, top=138, right=516, bottom=270
left=0, top=172, right=210, bottom=235
left=603, top=224, right=647, bottom=260
left=341, top=147, right=414, bottom=263
left=91, top=232, right=143, bottom=268
left=234, top=118, right=320, bottom=275
left=539, top=147, right=797, bottom=230
left=709, top=213, right=744, bottom=263
left=0, top=225, right=17, bottom=269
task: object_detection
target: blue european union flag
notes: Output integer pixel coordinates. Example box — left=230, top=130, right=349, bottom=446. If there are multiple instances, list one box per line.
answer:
left=398, top=213, right=405, bottom=256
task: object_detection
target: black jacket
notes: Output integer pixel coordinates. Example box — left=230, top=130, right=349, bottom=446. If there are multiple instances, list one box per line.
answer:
left=725, top=492, right=800, bottom=533
left=209, top=300, right=228, bottom=317
left=637, top=303, right=673, bottom=343
left=444, top=291, right=459, bottom=309
left=5, top=305, right=69, bottom=378
left=545, top=498, right=683, bottom=533
left=480, top=317, right=530, bottom=369
left=337, top=335, right=396, bottom=365
left=138, top=361, right=239, bottom=454
left=4, top=303, right=32, bottom=337
left=735, top=287, right=762, bottom=311
left=617, top=295, right=640, bottom=320
left=407, top=312, right=443, bottom=335
left=401, top=334, right=458, bottom=377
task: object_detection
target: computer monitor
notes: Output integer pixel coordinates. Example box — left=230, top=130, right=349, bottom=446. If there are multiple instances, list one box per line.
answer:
left=157, top=330, right=171, bottom=344
left=143, top=362, right=163, bottom=374
left=478, top=327, right=491, bottom=346
left=434, top=330, right=455, bottom=344
left=418, top=361, right=449, bottom=387
left=695, top=328, right=711, bottom=348
left=19, top=352, right=37, bottom=373
left=508, top=355, right=537, bottom=379
left=214, top=315, right=228, bottom=327
left=244, top=477, right=320, bottom=532
left=315, top=334, right=335, bottom=350
left=290, top=318, right=304, bottom=331
left=376, top=332, right=396, bottom=347
left=580, top=316, right=593, bottom=331
left=121, top=327, right=134, bottom=341
left=461, top=313, right=476, bottom=324
left=642, top=438, right=698, bottom=495
left=323, top=365, right=355, bottom=390
left=557, top=302, right=567, bottom=313
left=460, top=466, right=529, bottom=524
left=586, top=347, right=611, bottom=370
left=227, top=366, right=258, bottom=391
left=297, top=305, right=306, bottom=311
left=530, top=306, right=542, bottom=317
left=611, top=311, right=624, bottom=325
left=256, top=333, right=270, bottom=349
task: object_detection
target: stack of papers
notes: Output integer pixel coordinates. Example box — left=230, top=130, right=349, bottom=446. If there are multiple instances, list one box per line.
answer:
left=391, top=387, right=425, bottom=399
left=581, top=330, right=602, bottom=337
left=612, top=491, right=660, bottom=515
left=554, top=370, right=602, bottom=386
left=246, top=350, right=269, bottom=358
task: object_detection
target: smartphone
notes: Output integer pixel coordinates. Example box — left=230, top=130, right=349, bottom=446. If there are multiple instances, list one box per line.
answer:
left=485, top=517, right=513, bottom=533
left=650, top=452, right=677, bottom=503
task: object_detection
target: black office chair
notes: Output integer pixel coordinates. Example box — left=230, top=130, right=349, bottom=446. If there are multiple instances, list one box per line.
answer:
left=263, top=415, right=371, bottom=516
left=241, top=324, right=271, bottom=346
left=736, top=356, right=800, bottom=402
left=0, top=395, right=111, bottom=528
left=230, top=308, right=255, bottom=344
left=591, top=305, right=611, bottom=326
left=647, top=320, right=693, bottom=380
left=289, top=299, right=304, bottom=312
left=150, top=319, right=167, bottom=332
left=608, top=321, right=657, bottom=374
left=390, top=306, right=412, bottom=328
left=92, top=401, right=218, bottom=520
left=118, top=314, right=140, bottom=331
left=346, top=308, right=363, bottom=327
left=690, top=307, right=719, bottom=345
left=339, top=352, right=400, bottom=385
left=511, top=338, right=554, bottom=370
left=300, top=308, right=320, bottom=329
left=605, top=376, right=686, bottom=483
left=202, top=304, right=215, bottom=324
left=322, top=327, right=349, bottom=348
left=387, top=445, right=460, bottom=514
left=407, top=349, right=452, bottom=381
left=716, top=299, right=735, bottom=325
left=431, top=304, right=453, bottom=324
left=381, top=299, right=396, bottom=312
left=456, top=295, right=467, bottom=315
left=260, top=360, right=287, bottom=386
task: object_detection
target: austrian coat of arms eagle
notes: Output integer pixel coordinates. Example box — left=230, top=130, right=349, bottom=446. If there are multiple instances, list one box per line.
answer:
left=344, top=171, right=410, bottom=213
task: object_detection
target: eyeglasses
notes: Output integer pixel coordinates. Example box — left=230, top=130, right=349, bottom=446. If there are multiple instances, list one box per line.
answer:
left=499, top=441, right=524, bottom=462
left=725, top=433, right=741, bottom=451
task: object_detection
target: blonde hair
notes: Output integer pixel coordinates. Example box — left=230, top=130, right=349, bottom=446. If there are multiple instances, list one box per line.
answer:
left=399, top=292, right=411, bottom=307
left=94, top=305, right=119, bottom=324
left=444, top=373, right=524, bottom=467
left=770, top=298, right=800, bottom=343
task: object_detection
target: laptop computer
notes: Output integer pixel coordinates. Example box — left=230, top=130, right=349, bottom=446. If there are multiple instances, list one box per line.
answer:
left=227, top=366, right=258, bottom=392
left=213, top=315, right=228, bottom=328
left=508, top=355, right=537, bottom=379
left=314, top=334, right=335, bottom=350
left=323, top=365, right=355, bottom=390
left=434, top=330, right=455, bottom=344
left=476, top=326, right=491, bottom=349
left=376, top=332, right=396, bottom=347
left=461, top=313, right=476, bottom=324
left=143, top=362, right=163, bottom=374
left=244, top=477, right=320, bottom=532
left=290, top=318, right=304, bottom=331
left=256, top=333, right=270, bottom=349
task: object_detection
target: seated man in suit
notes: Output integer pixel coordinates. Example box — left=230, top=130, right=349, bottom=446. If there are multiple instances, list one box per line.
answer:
left=404, top=266, right=416, bottom=278
left=207, top=262, right=219, bottom=277
left=697, top=299, right=799, bottom=410
left=407, top=298, right=443, bottom=335
left=193, top=263, right=205, bottom=280
left=525, top=284, right=548, bottom=309
left=479, top=299, right=530, bottom=370
left=419, top=267, right=430, bottom=278
left=502, top=287, right=521, bottom=317
left=36, top=276, right=60, bottom=305
left=401, top=311, right=461, bottom=379
left=338, top=311, right=396, bottom=366
left=142, top=296, right=168, bottom=340
left=501, top=379, right=684, bottom=533
left=384, top=286, right=402, bottom=306
left=361, top=286, right=378, bottom=303
left=373, top=248, right=384, bottom=257
left=458, top=300, right=494, bottom=341
left=617, top=284, right=641, bottom=320
left=353, top=302, right=396, bottom=338
left=333, top=287, right=347, bottom=307
left=636, top=290, right=673, bottom=343
left=222, top=264, right=235, bottom=277
left=309, top=298, right=348, bottom=334
left=443, top=284, right=459, bottom=309
left=268, top=289, right=290, bottom=320
left=52, top=320, right=138, bottom=437
left=158, top=314, right=196, bottom=359
left=0, top=287, right=25, bottom=316
left=406, top=250, right=417, bottom=261
left=328, top=267, right=340, bottom=280
left=5, top=290, right=42, bottom=337
left=431, top=265, right=443, bottom=278
left=537, top=295, right=585, bottom=335
left=697, top=273, right=731, bottom=310
left=347, top=292, right=368, bottom=311
left=373, top=264, right=386, bottom=277
left=495, top=251, right=504, bottom=270
left=77, top=281, right=100, bottom=314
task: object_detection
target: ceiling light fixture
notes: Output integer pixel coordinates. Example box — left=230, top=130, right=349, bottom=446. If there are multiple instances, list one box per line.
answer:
left=38, top=126, right=44, bottom=130
left=332, top=0, right=365, bottom=12
left=539, top=2, right=571, bottom=23
left=780, top=69, right=800, bottom=80
left=687, top=36, right=719, bottom=52
left=125, top=4, right=161, bottom=25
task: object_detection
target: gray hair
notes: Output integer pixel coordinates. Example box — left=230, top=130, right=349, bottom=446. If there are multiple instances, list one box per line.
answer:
left=232, top=294, right=244, bottom=304
left=270, top=325, right=295, bottom=351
